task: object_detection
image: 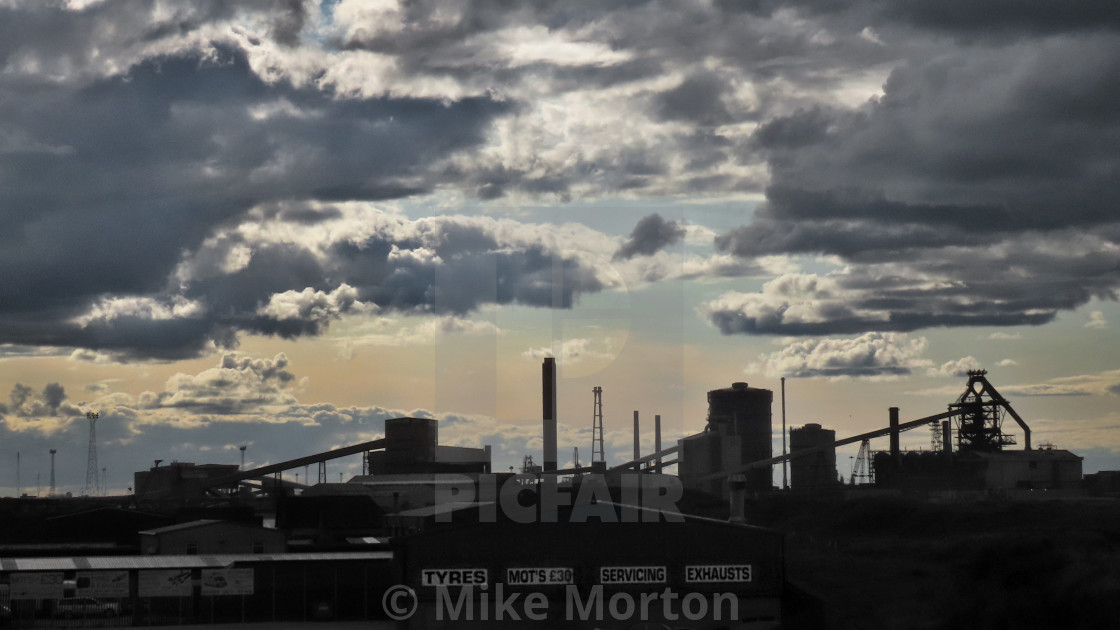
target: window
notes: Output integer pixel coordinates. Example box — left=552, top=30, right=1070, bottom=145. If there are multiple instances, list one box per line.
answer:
left=253, top=541, right=264, bottom=554
left=186, top=542, right=198, bottom=555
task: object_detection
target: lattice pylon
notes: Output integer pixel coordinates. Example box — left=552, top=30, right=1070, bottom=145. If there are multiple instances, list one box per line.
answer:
left=84, top=411, right=100, bottom=496
left=592, top=386, right=605, bottom=463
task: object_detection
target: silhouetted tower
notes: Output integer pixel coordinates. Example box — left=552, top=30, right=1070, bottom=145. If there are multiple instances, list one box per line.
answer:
left=851, top=439, right=874, bottom=485
left=951, top=370, right=1030, bottom=452
left=591, top=386, right=605, bottom=463
left=15, top=452, right=20, bottom=498
left=84, top=411, right=100, bottom=496
left=239, top=445, right=247, bottom=470
left=48, top=446, right=57, bottom=495
left=101, top=467, right=107, bottom=496
left=50, top=449, right=58, bottom=496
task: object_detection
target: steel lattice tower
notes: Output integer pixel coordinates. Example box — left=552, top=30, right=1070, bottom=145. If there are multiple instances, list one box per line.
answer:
left=591, top=386, right=605, bottom=463
left=84, top=411, right=99, bottom=496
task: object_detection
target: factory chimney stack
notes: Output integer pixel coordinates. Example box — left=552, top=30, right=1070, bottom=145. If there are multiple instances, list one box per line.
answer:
left=542, top=358, right=558, bottom=471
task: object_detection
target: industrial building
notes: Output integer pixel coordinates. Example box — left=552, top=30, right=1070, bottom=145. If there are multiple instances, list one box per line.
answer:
left=789, top=423, right=837, bottom=491
left=363, top=417, right=491, bottom=475
left=0, top=365, right=1099, bottom=628
left=678, top=382, right=773, bottom=498
left=139, top=519, right=286, bottom=555
left=133, top=462, right=240, bottom=505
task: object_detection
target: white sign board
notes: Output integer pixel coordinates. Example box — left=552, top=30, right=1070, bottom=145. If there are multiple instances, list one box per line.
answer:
left=599, top=566, right=666, bottom=585
left=505, top=567, right=574, bottom=586
left=9, top=573, right=65, bottom=600
left=420, top=568, right=488, bottom=587
left=139, top=570, right=193, bottom=597
left=685, top=565, right=753, bottom=583
left=200, top=569, right=254, bottom=596
left=77, top=571, right=130, bottom=598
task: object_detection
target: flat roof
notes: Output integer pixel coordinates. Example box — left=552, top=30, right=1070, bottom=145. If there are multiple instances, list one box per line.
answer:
left=0, top=551, right=391, bottom=572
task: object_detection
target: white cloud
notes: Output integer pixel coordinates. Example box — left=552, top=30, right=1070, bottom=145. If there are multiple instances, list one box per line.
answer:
left=522, top=337, right=614, bottom=366
left=257, top=284, right=366, bottom=323
left=1086, top=310, right=1108, bottom=329
left=926, top=356, right=982, bottom=378
left=747, top=332, right=930, bottom=379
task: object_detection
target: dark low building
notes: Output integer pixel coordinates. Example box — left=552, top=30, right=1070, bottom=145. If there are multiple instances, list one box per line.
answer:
left=139, top=520, right=286, bottom=555
left=134, top=462, right=240, bottom=506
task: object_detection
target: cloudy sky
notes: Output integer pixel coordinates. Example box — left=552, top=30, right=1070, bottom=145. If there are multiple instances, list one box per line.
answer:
left=3, top=0, right=1120, bottom=495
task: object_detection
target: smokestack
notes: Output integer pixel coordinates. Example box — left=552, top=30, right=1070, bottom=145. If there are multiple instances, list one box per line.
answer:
left=781, top=377, right=787, bottom=490
left=655, top=415, right=662, bottom=470
left=542, top=358, right=558, bottom=471
left=889, top=407, right=900, bottom=468
left=49, top=449, right=56, bottom=497
left=633, top=410, right=640, bottom=470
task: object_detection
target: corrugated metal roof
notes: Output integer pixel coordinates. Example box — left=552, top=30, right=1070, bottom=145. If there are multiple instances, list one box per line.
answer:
left=9, top=558, right=78, bottom=571
left=137, top=519, right=224, bottom=535
left=84, top=556, right=213, bottom=570
left=1, top=551, right=391, bottom=572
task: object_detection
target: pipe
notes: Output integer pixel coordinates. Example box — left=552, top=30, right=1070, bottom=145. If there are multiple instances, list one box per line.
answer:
left=542, top=358, right=558, bottom=471
left=889, top=407, right=900, bottom=468
left=655, top=415, right=662, bottom=470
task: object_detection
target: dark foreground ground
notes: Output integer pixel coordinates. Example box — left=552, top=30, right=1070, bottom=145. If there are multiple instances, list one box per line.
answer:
left=745, top=494, right=1120, bottom=630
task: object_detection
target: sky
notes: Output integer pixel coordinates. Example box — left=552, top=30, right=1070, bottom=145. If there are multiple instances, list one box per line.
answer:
left=3, top=0, right=1120, bottom=496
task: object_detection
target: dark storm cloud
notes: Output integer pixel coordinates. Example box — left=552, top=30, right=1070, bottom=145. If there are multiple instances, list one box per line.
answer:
left=270, top=0, right=307, bottom=47
left=709, top=31, right=1120, bottom=337
left=3, top=382, right=82, bottom=418
left=7, top=0, right=1120, bottom=356
left=52, top=208, right=608, bottom=360
left=0, top=27, right=508, bottom=358
left=613, top=214, right=687, bottom=260
left=654, top=71, right=736, bottom=127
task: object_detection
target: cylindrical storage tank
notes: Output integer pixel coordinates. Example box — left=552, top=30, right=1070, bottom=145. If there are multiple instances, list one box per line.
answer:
left=789, top=423, right=837, bottom=491
left=385, top=417, right=438, bottom=467
left=707, top=382, right=773, bottom=492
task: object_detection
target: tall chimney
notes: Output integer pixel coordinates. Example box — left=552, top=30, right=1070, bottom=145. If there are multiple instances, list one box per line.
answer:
left=633, top=410, right=640, bottom=469
left=542, top=358, right=558, bottom=471
left=49, top=449, right=57, bottom=497
left=654, top=414, right=662, bottom=470
left=889, top=407, right=901, bottom=468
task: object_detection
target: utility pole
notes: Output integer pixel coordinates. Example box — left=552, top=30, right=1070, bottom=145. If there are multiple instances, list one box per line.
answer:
left=84, top=411, right=100, bottom=496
